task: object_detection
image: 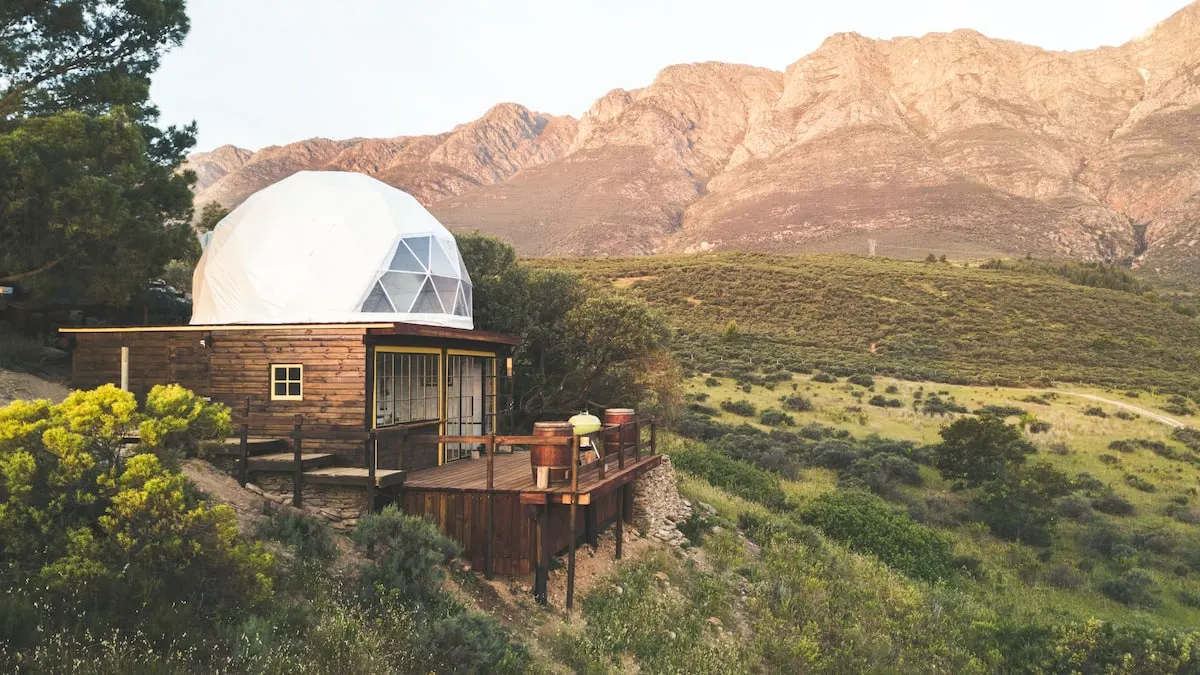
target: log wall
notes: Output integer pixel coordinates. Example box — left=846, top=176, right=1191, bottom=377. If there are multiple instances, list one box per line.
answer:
left=72, top=326, right=369, bottom=457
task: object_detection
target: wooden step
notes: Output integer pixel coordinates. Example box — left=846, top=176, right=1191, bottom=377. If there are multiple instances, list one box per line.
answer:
left=205, top=436, right=289, bottom=457
left=303, top=466, right=405, bottom=488
left=248, top=452, right=338, bottom=471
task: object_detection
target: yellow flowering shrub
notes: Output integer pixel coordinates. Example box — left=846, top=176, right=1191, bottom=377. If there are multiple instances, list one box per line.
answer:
left=0, top=385, right=269, bottom=643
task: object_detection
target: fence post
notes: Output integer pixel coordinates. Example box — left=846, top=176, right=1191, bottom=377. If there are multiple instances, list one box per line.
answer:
left=292, top=414, right=303, bottom=508
left=238, top=397, right=250, bottom=487
left=486, top=432, right=495, bottom=580
left=650, top=419, right=657, bottom=456
left=615, top=484, right=624, bottom=559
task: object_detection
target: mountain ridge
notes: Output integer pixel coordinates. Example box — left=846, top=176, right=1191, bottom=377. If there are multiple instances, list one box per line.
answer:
left=186, top=2, right=1200, bottom=281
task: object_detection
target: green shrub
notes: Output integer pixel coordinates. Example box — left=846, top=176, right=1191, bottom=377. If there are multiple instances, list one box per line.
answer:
left=1124, top=473, right=1157, bottom=493
left=800, top=490, right=956, bottom=582
left=256, top=509, right=338, bottom=562
left=670, top=447, right=788, bottom=511
left=972, top=462, right=1074, bottom=546
left=922, top=394, right=969, bottom=416
left=1027, top=420, right=1052, bottom=434
left=1083, top=406, right=1109, bottom=418
left=704, top=376, right=720, bottom=387
left=351, top=506, right=460, bottom=606
left=811, top=372, right=837, bottom=383
left=885, top=384, right=900, bottom=394
left=1091, top=490, right=1135, bottom=516
left=847, top=374, right=875, bottom=388
left=867, top=395, right=904, bottom=408
left=781, top=394, right=813, bottom=412
left=1100, top=568, right=1160, bottom=608
left=759, top=408, right=794, bottom=427
left=975, top=405, right=1025, bottom=418
left=423, top=612, right=532, bottom=675
left=719, top=399, right=756, bottom=417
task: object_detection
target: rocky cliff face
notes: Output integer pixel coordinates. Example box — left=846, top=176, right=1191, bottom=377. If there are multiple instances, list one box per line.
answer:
left=188, top=2, right=1200, bottom=281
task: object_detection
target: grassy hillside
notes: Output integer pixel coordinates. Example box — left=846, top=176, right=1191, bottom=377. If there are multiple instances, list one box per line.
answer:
left=685, top=373, right=1200, bottom=630
left=532, top=253, right=1200, bottom=394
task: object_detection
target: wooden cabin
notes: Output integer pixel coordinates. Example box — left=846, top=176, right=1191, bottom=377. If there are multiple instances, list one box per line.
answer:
left=59, top=172, right=663, bottom=605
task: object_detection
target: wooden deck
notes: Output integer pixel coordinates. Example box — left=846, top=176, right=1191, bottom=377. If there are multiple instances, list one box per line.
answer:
left=405, top=448, right=662, bottom=504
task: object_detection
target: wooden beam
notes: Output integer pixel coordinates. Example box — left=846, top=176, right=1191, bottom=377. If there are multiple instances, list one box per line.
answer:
left=567, top=495, right=577, bottom=611
left=119, top=346, right=129, bottom=391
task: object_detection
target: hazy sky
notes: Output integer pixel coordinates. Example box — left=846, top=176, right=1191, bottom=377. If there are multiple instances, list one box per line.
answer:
left=153, top=0, right=1194, bottom=152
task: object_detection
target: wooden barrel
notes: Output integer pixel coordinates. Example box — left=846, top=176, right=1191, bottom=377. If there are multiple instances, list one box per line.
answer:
left=603, top=408, right=637, bottom=453
left=530, top=421, right=574, bottom=483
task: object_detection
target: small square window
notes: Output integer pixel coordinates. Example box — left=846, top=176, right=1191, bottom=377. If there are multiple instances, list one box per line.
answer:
left=271, top=364, right=303, bottom=401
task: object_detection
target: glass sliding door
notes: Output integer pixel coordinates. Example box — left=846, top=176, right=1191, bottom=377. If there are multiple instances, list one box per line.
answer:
left=444, top=353, right=497, bottom=462
left=375, top=351, right=440, bottom=428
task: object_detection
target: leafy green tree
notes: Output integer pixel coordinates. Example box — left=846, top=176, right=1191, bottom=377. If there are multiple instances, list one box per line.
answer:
left=972, top=461, right=1074, bottom=546
left=0, top=1, right=196, bottom=305
left=196, top=200, right=230, bottom=233
left=456, top=233, right=676, bottom=427
left=932, top=415, right=1036, bottom=488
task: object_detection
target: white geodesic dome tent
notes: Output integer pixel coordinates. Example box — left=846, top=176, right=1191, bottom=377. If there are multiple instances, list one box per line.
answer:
left=191, top=171, right=473, bottom=329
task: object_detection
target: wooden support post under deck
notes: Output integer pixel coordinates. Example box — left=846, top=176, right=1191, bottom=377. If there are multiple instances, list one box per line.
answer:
left=291, top=414, right=303, bottom=508
left=615, top=484, right=625, bottom=559
left=486, top=432, right=495, bottom=580
left=366, top=432, right=377, bottom=513
left=650, top=420, right=656, bottom=455
left=238, top=397, right=250, bottom=487
left=534, top=503, right=549, bottom=605
left=623, top=483, right=635, bottom=524
left=585, top=504, right=598, bottom=548
left=567, top=434, right=580, bottom=610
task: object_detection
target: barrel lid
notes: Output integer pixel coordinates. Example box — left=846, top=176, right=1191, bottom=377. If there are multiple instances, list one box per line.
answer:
left=533, top=420, right=574, bottom=428
left=604, top=408, right=636, bottom=415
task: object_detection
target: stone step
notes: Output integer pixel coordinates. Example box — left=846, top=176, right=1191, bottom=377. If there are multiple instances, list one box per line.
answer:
left=247, top=452, right=338, bottom=471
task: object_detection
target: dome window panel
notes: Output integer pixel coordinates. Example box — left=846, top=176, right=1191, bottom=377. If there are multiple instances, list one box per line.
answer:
left=455, top=249, right=472, bottom=284
left=453, top=286, right=469, bottom=316
left=361, top=282, right=393, bottom=313
left=431, top=275, right=459, bottom=313
left=403, top=236, right=431, bottom=268
left=381, top=271, right=425, bottom=313
left=428, top=239, right=458, bottom=277
left=411, top=276, right=445, bottom=314
left=388, top=240, right=426, bottom=273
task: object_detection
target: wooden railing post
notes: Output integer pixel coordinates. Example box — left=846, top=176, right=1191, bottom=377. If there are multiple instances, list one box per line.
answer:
left=650, top=419, right=657, bottom=456
left=238, top=397, right=250, bottom=487
left=485, top=432, right=495, bottom=580
left=597, top=430, right=607, bottom=480
left=634, top=419, right=642, bottom=463
left=366, top=431, right=377, bottom=514
left=291, top=414, right=303, bottom=508
left=617, top=423, right=626, bottom=470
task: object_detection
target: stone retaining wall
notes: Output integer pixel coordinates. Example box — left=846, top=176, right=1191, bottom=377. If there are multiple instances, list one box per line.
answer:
left=632, top=455, right=691, bottom=546
left=241, top=473, right=367, bottom=530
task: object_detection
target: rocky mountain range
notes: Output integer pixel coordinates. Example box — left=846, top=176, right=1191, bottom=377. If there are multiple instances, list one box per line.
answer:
left=186, top=2, right=1200, bottom=281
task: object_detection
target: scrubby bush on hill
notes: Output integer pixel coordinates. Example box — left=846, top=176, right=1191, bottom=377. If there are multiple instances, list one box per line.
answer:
left=801, top=490, right=956, bottom=582
left=758, top=408, right=794, bottom=427
left=670, top=446, right=789, bottom=511
left=719, top=399, right=756, bottom=417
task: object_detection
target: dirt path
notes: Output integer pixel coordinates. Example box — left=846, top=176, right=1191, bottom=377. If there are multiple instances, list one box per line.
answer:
left=0, top=368, right=69, bottom=406
left=1035, top=389, right=1186, bottom=428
